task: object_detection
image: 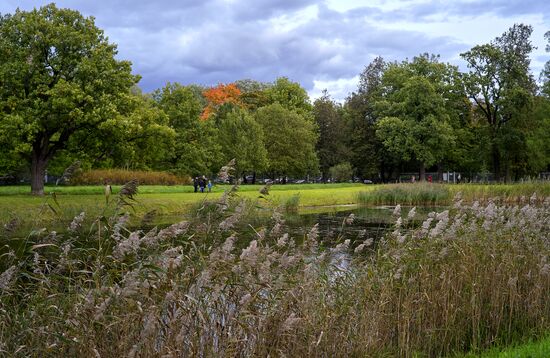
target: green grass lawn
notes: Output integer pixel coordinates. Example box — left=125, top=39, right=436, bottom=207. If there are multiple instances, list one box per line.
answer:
left=1, top=182, right=548, bottom=232
left=0, top=183, right=372, bottom=230
left=460, top=335, right=550, bottom=357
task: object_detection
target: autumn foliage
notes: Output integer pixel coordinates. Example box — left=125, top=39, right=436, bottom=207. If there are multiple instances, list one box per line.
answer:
left=201, top=83, right=242, bottom=120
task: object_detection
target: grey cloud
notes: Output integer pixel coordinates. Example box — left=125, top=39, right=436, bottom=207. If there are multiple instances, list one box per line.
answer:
left=0, top=0, right=540, bottom=100
left=399, top=0, right=550, bottom=21
left=229, top=0, right=319, bottom=21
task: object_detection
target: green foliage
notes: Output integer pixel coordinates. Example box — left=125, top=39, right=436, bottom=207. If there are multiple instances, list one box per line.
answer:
left=283, top=193, right=300, bottom=212
left=255, top=103, right=319, bottom=177
left=460, top=335, right=550, bottom=357
left=461, top=24, right=537, bottom=180
left=357, top=183, right=450, bottom=206
left=214, top=107, right=268, bottom=175
left=156, top=82, right=221, bottom=176
left=313, top=90, right=349, bottom=179
left=265, top=77, right=313, bottom=119
left=329, top=162, right=353, bottom=182
left=375, top=56, right=459, bottom=178
left=234, top=79, right=271, bottom=111
left=0, top=4, right=138, bottom=194
left=92, top=92, right=175, bottom=170
left=344, top=57, right=390, bottom=180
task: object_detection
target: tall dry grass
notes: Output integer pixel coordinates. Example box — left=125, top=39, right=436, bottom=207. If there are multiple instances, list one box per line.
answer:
left=0, top=186, right=548, bottom=357
left=71, top=168, right=190, bottom=185
left=357, top=182, right=550, bottom=206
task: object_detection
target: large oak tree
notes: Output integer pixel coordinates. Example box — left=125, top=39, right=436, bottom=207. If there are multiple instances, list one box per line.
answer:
left=0, top=4, right=137, bottom=194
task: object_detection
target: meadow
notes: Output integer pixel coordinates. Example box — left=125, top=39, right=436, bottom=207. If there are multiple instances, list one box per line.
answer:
left=2, top=182, right=549, bottom=227
left=0, top=181, right=549, bottom=356
left=0, top=183, right=367, bottom=230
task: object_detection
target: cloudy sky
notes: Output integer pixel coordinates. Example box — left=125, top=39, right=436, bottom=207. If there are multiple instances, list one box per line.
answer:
left=1, top=0, right=549, bottom=100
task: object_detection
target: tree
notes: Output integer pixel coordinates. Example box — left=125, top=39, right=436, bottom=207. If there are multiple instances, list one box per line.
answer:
left=200, top=83, right=243, bottom=120
left=461, top=24, right=536, bottom=181
left=265, top=77, right=313, bottom=119
left=156, top=83, right=221, bottom=176
left=375, top=56, right=458, bottom=181
left=0, top=4, right=138, bottom=194
left=329, top=162, right=353, bottom=182
left=343, top=56, right=390, bottom=181
left=215, top=107, right=268, bottom=178
left=96, top=92, right=174, bottom=170
left=313, top=90, right=348, bottom=180
left=540, top=31, right=550, bottom=97
left=255, top=103, right=318, bottom=178
left=234, top=79, right=271, bottom=111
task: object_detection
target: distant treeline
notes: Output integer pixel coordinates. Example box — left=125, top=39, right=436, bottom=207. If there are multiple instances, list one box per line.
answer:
left=0, top=4, right=549, bottom=194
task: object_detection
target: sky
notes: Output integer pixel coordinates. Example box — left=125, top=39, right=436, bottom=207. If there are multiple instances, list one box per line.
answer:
left=1, top=0, right=549, bottom=101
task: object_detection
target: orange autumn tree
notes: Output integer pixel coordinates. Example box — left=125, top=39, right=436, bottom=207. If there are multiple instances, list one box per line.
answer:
left=200, top=83, right=243, bottom=120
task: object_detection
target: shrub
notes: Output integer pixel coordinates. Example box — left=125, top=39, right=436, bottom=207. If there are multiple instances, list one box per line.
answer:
left=71, top=168, right=191, bottom=185
left=329, top=162, right=353, bottom=183
left=283, top=193, right=300, bottom=213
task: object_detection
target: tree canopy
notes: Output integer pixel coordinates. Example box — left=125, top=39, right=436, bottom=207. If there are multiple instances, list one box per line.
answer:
left=255, top=103, right=318, bottom=178
left=0, top=7, right=547, bottom=188
left=375, top=55, right=459, bottom=180
left=0, top=4, right=138, bottom=194
left=461, top=24, right=536, bottom=180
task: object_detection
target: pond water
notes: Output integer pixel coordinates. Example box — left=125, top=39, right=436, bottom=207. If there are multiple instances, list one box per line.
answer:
left=135, top=204, right=439, bottom=245
left=285, top=205, right=439, bottom=242
left=1, top=204, right=441, bottom=255
left=147, top=205, right=438, bottom=247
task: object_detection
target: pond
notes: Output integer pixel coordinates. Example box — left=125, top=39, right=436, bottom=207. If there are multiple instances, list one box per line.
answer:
left=1, top=203, right=441, bottom=258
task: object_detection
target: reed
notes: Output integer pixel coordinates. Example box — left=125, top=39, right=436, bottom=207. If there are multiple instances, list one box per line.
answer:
left=0, top=185, right=548, bottom=357
left=357, top=183, right=451, bottom=206
left=71, top=168, right=191, bottom=185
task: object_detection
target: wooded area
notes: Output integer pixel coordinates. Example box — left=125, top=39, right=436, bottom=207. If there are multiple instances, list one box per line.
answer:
left=1, top=4, right=549, bottom=194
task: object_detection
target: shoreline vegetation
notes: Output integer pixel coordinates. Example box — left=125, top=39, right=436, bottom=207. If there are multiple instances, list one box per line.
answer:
left=0, top=182, right=548, bottom=356
left=1, top=182, right=549, bottom=223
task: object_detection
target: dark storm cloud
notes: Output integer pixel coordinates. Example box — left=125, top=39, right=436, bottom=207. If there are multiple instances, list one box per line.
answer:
left=0, top=0, right=546, bottom=98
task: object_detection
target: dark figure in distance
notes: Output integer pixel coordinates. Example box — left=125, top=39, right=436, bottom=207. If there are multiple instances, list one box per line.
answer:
left=199, top=176, right=206, bottom=193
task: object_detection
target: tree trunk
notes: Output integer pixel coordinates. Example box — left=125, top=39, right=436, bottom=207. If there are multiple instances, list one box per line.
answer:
left=31, top=151, right=47, bottom=196
left=505, top=164, right=511, bottom=183
left=437, top=162, right=443, bottom=183
left=419, top=162, right=426, bottom=182
left=252, top=172, right=256, bottom=184
left=491, top=140, right=501, bottom=182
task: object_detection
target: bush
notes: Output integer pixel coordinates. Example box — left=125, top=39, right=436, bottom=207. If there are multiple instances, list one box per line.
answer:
left=329, top=162, right=353, bottom=183
left=283, top=193, right=300, bottom=213
left=71, top=169, right=190, bottom=185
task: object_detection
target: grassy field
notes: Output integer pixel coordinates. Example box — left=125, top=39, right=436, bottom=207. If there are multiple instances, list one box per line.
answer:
left=461, top=335, right=550, bottom=357
left=1, top=182, right=549, bottom=233
left=0, top=183, right=369, bottom=223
